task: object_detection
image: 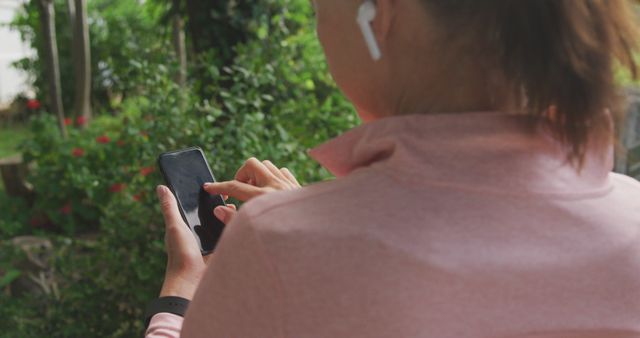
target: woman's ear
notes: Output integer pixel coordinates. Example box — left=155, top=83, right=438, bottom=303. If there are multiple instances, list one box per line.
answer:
left=372, top=0, right=397, bottom=43
left=357, top=0, right=397, bottom=61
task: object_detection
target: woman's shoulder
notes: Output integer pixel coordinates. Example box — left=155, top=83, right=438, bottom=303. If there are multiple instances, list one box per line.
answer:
left=240, top=169, right=375, bottom=221
left=609, top=172, right=640, bottom=190
left=607, top=172, right=640, bottom=204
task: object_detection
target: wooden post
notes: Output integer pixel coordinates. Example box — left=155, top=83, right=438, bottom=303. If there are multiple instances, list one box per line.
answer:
left=0, top=155, right=34, bottom=204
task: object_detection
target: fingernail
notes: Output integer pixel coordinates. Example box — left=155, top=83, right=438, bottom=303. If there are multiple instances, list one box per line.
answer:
left=214, top=207, right=226, bottom=222
left=156, top=185, right=165, bottom=199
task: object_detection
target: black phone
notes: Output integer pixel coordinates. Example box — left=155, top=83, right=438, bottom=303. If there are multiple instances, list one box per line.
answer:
left=157, top=147, right=226, bottom=255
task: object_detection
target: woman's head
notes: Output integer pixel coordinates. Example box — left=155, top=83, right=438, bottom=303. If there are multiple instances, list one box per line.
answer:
left=313, top=0, right=639, bottom=166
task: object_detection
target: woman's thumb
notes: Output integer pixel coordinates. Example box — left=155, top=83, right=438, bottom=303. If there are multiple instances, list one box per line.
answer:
left=157, top=185, right=182, bottom=228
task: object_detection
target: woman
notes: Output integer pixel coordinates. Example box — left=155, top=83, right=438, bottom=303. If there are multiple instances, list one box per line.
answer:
left=146, top=0, right=640, bottom=337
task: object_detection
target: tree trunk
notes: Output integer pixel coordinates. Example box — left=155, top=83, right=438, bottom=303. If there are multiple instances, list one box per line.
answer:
left=70, top=0, right=92, bottom=125
left=172, top=14, right=187, bottom=88
left=66, top=0, right=78, bottom=86
left=38, top=0, right=67, bottom=138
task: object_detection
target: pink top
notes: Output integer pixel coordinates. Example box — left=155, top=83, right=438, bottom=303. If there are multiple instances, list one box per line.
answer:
left=146, top=112, right=640, bottom=338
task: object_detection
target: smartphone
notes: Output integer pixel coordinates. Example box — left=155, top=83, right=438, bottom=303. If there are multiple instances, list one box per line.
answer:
left=157, top=147, right=226, bottom=255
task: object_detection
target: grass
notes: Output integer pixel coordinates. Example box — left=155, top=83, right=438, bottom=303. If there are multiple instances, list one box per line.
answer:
left=0, top=124, right=29, bottom=159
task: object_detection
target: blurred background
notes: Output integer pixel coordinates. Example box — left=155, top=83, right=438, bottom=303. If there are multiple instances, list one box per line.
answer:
left=0, top=0, right=637, bottom=337
left=0, top=0, right=356, bottom=336
left=0, top=0, right=33, bottom=105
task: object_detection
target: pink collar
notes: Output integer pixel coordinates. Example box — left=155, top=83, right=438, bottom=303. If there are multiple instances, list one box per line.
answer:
left=309, top=112, right=613, bottom=196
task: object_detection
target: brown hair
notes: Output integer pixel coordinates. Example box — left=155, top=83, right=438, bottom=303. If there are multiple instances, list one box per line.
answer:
left=423, top=0, right=639, bottom=167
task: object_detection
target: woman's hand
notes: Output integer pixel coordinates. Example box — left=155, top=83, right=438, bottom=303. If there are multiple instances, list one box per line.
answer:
left=205, top=158, right=301, bottom=224
left=156, top=159, right=297, bottom=298
left=156, top=185, right=213, bottom=300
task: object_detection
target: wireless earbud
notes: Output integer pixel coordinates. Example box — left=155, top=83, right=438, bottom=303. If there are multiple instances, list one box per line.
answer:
left=357, top=0, right=382, bottom=61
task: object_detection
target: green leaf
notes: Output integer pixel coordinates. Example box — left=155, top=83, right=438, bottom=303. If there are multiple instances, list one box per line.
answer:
left=0, top=270, right=21, bottom=288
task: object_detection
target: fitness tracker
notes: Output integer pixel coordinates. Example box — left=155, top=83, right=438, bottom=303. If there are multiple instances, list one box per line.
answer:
left=144, top=296, right=190, bottom=329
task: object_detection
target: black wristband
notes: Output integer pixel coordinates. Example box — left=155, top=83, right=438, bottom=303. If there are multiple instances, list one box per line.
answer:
left=144, top=296, right=190, bottom=329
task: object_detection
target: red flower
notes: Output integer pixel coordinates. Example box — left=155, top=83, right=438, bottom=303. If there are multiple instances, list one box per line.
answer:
left=96, top=135, right=111, bottom=144
left=64, top=118, right=73, bottom=126
left=60, top=202, right=72, bottom=215
left=116, top=140, right=126, bottom=147
left=26, top=99, right=41, bottom=110
left=72, top=147, right=85, bottom=157
left=133, top=193, right=143, bottom=202
left=76, top=116, right=87, bottom=126
left=140, top=167, right=155, bottom=176
left=30, top=216, right=44, bottom=227
left=109, top=183, right=126, bottom=193
left=29, top=214, right=52, bottom=229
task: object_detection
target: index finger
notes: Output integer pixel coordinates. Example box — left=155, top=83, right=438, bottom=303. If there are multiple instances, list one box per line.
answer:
left=235, top=158, right=274, bottom=185
left=204, top=181, right=265, bottom=201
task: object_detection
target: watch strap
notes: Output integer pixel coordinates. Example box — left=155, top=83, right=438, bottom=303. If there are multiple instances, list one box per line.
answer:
left=144, top=296, right=190, bottom=329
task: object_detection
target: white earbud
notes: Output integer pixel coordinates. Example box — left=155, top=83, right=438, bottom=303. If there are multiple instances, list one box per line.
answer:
left=357, top=1, right=382, bottom=61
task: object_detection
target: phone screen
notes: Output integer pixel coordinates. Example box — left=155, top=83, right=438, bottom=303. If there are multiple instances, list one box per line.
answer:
left=158, top=148, right=226, bottom=254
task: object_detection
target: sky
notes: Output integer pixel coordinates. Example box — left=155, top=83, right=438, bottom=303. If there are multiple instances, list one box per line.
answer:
left=0, top=0, right=33, bottom=106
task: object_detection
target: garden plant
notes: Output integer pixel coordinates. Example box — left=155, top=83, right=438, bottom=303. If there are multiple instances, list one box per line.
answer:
left=0, top=0, right=355, bottom=336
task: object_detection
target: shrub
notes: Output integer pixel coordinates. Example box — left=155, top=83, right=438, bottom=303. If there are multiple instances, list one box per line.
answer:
left=0, top=1, right=355, bottom=336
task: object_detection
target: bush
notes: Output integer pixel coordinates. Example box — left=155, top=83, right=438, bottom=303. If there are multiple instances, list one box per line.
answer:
left=0, top=194, right=31, bottom=238
left=0, top=1, right=355, bottom=336
left=10, top=0, right=169, bottom=112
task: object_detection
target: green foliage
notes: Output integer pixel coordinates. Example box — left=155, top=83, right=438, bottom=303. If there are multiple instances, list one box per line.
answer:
left=178, top=0, right=308, bottom=66
left=0, top=1, right=355, bottom=336
left=0, top=193, right=31, bottom=238
left=10, top=0, right=169, bottom=113
left=616, top=57, right=640, bottom=86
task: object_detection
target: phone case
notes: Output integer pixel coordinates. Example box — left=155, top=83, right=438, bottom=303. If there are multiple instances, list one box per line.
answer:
left=157, top=147, right=226, bottom=255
